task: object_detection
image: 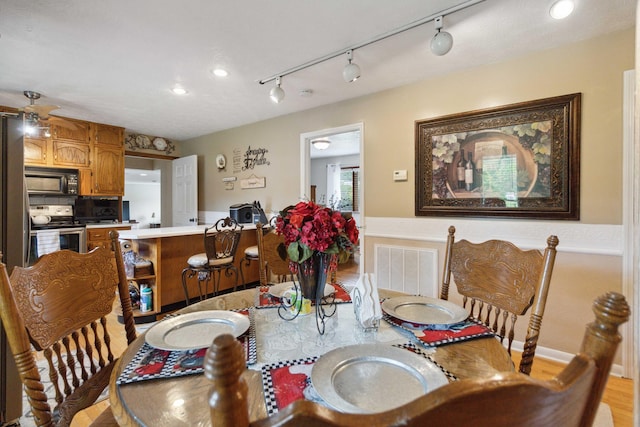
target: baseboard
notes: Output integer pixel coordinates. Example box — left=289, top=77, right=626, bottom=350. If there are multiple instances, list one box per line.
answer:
left=510, top=340, right=625, bottom=378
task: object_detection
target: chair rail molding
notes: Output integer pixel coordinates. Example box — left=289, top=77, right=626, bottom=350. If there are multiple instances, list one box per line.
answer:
left=364, top=217, right=622, bottom=256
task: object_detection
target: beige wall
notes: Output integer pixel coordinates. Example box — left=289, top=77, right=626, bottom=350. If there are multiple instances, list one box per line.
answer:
left=181, top=28, right=634, bottom=361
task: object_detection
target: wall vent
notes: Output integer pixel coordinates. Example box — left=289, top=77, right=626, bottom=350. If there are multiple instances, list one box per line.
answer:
left=374, top=244, right=439, bottom=297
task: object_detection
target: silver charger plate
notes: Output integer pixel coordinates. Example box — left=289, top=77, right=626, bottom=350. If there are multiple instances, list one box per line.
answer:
left=267, top=281, right=335, bottom=299
left=145, top=310, right=250, bottom=351
left=381, top=296, right=469, bottom=326
left=311, top=344, right=447, bottom=413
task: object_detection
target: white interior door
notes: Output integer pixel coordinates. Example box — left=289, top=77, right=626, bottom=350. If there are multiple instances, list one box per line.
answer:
left=172, top=155, right=198, bottom=226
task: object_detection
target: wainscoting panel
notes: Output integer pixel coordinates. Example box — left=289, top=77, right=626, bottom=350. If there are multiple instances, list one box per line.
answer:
left=374, top=244, right=439, bottom=297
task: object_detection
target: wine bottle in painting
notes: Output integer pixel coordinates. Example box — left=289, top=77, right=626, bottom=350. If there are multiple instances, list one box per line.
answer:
left=456, top=149, right=465, bottom=190
left=465, top=151, right=475, bottom=191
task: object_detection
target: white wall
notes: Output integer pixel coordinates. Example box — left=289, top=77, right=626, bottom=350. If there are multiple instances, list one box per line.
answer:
left=123, top=182, right=161, bottom=228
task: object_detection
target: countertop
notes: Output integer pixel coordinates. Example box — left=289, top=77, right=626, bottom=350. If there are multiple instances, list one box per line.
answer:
left=85, top=222, right=133, bottom=229
left=118, top=223, right=258, bottom=239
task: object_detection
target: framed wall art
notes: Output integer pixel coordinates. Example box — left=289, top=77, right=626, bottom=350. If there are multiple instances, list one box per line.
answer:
left=415, top=93, right=581, bottom=219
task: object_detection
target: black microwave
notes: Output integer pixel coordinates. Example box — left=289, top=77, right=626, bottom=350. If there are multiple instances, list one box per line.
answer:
left=25, top=166, right=79, bottom=195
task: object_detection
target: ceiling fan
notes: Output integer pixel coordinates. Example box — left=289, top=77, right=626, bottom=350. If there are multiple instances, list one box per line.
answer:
left=21, top=90, right=76, bottom=131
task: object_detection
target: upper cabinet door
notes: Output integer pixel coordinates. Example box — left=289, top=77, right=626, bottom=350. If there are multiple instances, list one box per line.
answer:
left=93, top=123, right=124, bottom=146
left=52, top=140, right=91, bottom=168
left=51, top=118, right=90, bottom=143
left=93, top=144, right=124, bottom=195
left=24, top=136, right=49, bottom=165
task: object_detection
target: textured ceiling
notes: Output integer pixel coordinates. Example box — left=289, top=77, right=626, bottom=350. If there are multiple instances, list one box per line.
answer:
left=0, top=0, right=635, bottom=141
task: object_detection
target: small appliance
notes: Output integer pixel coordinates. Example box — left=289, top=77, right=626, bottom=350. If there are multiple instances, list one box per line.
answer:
left=230, top=203, right=253, bottom=224
left=25, top=166, right=79, bottom=195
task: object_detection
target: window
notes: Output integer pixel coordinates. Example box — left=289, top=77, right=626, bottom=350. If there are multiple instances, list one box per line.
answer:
left=339, top=167, right=359, bottom=212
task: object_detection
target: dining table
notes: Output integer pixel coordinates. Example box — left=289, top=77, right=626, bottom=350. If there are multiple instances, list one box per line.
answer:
left=109, top=285, right=514, bottom=426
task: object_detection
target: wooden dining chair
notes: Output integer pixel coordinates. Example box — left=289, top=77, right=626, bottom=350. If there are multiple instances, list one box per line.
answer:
left=181, top=217, right=244, bottom=305
left=204, top=291, right=628, bottom=427
left=0, top=230, right=136, bottom=427
left=440, top=225, right=559, bottom=375
left=256, top=220, right=295, bottom=286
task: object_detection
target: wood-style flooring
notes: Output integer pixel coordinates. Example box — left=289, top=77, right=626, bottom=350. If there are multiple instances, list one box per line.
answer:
left=67, top=261, right=633, bottom=426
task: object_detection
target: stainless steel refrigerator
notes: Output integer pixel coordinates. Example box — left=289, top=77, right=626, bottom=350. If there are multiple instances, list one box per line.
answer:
left=0, top=113, right=26, bottom=424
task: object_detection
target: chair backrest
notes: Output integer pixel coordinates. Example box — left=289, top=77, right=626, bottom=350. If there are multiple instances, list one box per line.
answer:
left=440, top=225, right=559, bottom=374
left=204, top=217, right=243, bottom=264
left=0, top=230, right=136, bottom=427
left=256, top=221, right=294, bottom=285
left=204, top=291, right=628, bottom=427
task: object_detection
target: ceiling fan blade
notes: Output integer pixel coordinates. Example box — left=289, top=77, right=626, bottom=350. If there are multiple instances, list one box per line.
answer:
left=45, top=116, right=78, bottom=130
left=24, top=104, right=60, bottom=119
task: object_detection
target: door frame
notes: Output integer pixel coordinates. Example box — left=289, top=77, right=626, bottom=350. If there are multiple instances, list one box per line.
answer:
left=300, top=122, right=365, bottom=276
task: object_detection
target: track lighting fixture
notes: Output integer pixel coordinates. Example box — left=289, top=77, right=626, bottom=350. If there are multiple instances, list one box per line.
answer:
left=258, top=0, right=484, bottom=102
left=342, top=50, right=361, bottom=83
left=430, top=16, right=453, bottom=56
left=270, top=76, right=285, bottom=103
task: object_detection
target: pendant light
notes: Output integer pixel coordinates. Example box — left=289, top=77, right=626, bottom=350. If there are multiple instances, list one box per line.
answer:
left=270, top=76, right=285, bottom=103
left=430, top=16, right=453, bottom=56
left=342, top=50, right=361, bottom=83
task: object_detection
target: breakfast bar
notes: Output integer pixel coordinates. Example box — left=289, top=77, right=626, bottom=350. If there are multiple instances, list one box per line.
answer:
left=118, top=224, right=260, bottom=321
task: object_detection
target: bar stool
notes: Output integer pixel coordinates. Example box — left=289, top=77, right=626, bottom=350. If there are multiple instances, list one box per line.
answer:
left=181, top=217, right=243, bottom=305
left=239, top=217, right=275, bottom=288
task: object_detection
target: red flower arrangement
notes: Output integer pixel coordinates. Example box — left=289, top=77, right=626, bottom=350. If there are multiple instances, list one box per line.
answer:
left=275, top=201, right=359, bottom=270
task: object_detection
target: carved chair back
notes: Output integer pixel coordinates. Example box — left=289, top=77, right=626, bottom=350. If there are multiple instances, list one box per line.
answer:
left=204, top=217, right=244, bottom=264
left=0, top=231, right=136, bottom=427
left=257, top=221, right=294, bottom=285
left=204, top=291, right=628, bottom=427
left=440, top=225, right=559, bottom=374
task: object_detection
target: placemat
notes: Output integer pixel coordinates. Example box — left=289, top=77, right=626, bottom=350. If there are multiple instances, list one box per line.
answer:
left=117, top=308, right=256, bottom=385
left=383, top=313, right=494, bottom=347
left=260, top=342, right=453, bottom=415
left=257, top=283, right=351, bottom=308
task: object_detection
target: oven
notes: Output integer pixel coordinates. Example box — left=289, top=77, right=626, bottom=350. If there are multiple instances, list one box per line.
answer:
left=28, top=204, right=86, bottom=266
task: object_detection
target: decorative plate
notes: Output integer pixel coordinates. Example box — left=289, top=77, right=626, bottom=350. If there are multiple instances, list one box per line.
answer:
left=145, top=310, right=250, bottom=351
left=135, top=134, right=152, bottom=148
left=311, top=343, right=447, bottom=413
left=381, top=296, right=469, bottom=326
left=153, top=137, right=168, bottom=151
left=267, top=281, right=335, bottom=299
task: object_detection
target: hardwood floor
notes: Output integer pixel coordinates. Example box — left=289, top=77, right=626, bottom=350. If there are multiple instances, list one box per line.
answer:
left=66, top=264, right=634, bottom=426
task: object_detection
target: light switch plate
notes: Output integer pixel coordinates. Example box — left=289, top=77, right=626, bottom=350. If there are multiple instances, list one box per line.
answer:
left=393, top=170, right=408, bottom=181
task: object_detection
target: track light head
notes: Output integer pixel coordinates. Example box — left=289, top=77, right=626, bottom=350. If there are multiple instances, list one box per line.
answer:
left=270, top=76, right=285, bottom=103
left=343, top=50, right=361, bottom=83
left=430, top=16, right=453, bottom=56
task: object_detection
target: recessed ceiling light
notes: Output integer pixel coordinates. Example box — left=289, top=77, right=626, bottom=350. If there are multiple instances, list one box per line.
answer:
left=212, top=68, right=228, bottom=77
left=171, top=87, right=188, bottom=95
left=549, top=0, right=575, bottom=19
left=140, top=173, right=148, bottom=176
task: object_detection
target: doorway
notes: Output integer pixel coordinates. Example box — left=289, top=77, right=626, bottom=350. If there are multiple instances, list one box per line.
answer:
left=300, top=123, right=364, bottom=279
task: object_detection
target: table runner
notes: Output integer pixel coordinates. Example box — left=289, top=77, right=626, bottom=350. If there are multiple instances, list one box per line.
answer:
left=260, top=342, right=454, bottom=415
left=382, top=313, right=494, bottom=347
left=257, top=283, right=351, bottom=308
left=116, top=308, right=256, bottom=385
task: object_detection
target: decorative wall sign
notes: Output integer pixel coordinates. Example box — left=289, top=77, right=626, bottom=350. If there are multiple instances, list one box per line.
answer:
left=242, top=146, right=270, bottom=170
left=240, top=174, right=266, bottom=189
left=415, top=93, right=581, bottom=219
left=233, top=148, right=242, bottom=174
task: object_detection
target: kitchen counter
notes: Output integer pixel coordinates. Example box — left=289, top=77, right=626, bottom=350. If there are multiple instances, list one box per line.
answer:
left=85, top=222, right=132, bottom=229
left=118, top=223, right=261, bottom=321
left=118, top=223, right=258, bottom=239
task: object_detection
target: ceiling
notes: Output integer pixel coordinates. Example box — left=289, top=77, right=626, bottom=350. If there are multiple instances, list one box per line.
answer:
left=0, top=0, right=635, bottom=142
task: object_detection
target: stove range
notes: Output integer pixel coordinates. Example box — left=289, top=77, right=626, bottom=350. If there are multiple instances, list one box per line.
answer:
left=29, top=204, right=85, bottom=230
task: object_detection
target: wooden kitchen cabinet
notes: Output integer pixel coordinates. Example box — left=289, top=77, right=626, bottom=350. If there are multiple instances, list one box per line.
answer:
left=51, top=140, right=91, bottom=168
left=92, top=144, right=124, bottom=195
left=93, top=123, right=124, bottom=146
left=51, top=118, right=91, bottom=144
left=24, top=136, right=49, bottom=165
left=87, top=225, right=132, bottom=251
